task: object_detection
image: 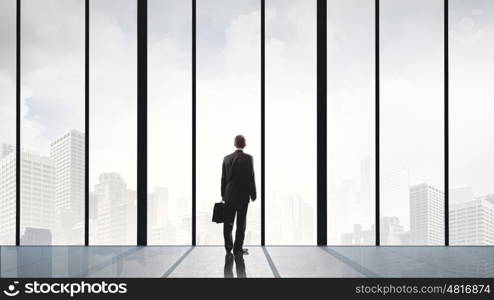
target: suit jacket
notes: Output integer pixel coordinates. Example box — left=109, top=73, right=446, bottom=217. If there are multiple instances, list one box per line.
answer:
left=221, top=150, right=257, bottom=204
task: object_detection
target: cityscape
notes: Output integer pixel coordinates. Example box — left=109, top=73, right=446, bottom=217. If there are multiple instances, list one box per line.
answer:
left=0, top=129, right=315, bottom=246
left=0, top=130, right=191, bottom=245
left=336, top=157, right=494, bottom=245
left=2, top=130, right=493, bottom=245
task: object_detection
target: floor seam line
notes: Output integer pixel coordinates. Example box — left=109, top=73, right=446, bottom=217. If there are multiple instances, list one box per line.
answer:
left=262, top=247, right=281, bottom=278
left=161, top=247, right=194, bottom=278
left=319, top=247, right=380, bottom=278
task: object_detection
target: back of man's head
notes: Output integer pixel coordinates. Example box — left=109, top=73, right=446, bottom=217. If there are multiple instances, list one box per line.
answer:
left=234, top=135, right=246, bottom=149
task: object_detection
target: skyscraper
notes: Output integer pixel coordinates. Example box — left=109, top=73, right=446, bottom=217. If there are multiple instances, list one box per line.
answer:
left=341, top=224, right=374, bottom=245
left=50, top=130, right=84, bottom=212
left=409, top=183, right=444, bottom=245
left=148, top=187, right=170, bottom=244
left=20, top=151, right=55, bottom=244
left=450, top=194, right=494, bottom=245
left=50, top=130, right=85, bottom=244
left=381, top=167, right=410, bottom=233
left=380, top=217, right=404, bottom=245
left=93, top=173, right=136, bottom=245
left=0, top=146, right=15, bottom=244
left=1, top=143, right=14, bottom=159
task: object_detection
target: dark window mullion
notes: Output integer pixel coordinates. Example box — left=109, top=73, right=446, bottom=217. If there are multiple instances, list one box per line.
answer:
left=85, top=0, right=90, bottom=247
left=260, top=0, right=266, bottom=247
left=137, top=0, right=148, bottom=246
left=317, top=0, right=327, bottom=246
left=192, top=0, right=197, bottom=246
left=375, top=0, right=381, bottom=246
left=15, top=0, right=21, bottom=246
left=444, top=0, right=449, bottom=246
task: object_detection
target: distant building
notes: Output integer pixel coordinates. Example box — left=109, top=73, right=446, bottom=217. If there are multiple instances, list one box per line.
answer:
left=1, top=131, right=86, bottom=245
left=50, top=130, right=84, bottom=213
left=1, top=146, right=57, bottom=245
left=148, top=187, right=171, bottom=244
left=149, top=187, right=169, bottom=229
left=381, top=168, right=410, bottom=233
left=50, top=130, right=85, bottom=244
left=0, top=147, right=16, bottom=244
left=21, top=227, right=52, bottom=245
left=400, top=231, right=411, bottom=245
left=450, top=195, right=494, bottom=245
left=360, top=157, right=375, bottom=199
left=341, top=224, right=374, bottom=245
left=93, top=173, right=136, bottom=244
left=274, top=193, right=314, bottom=245
left=410, top=183, right=444, bottom=245
left=20, top=151, right=56, bottom=243
left=380, top=217, right=404, bottom=245
left=1, top=143, right=14, bottom=159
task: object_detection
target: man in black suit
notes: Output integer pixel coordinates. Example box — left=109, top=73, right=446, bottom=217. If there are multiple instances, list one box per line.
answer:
left=221, top=135, right=257, bottom=255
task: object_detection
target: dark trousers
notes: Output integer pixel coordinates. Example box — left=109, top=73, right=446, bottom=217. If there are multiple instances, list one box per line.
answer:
left=223, top=200, right=249, bottom=252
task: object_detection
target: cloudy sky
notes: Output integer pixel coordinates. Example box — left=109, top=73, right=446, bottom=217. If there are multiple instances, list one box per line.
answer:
left=1, top=0, right=493, bottom=245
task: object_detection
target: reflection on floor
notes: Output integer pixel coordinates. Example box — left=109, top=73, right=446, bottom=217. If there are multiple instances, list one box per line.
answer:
left=1, top=246, right=493, bottom=278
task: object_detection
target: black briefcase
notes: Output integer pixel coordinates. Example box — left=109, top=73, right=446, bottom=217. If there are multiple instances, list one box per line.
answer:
left=212, top=201, right=225, bottom=223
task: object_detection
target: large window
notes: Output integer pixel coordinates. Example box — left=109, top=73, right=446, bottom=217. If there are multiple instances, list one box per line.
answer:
left=3, top=0, right=494, bottom=247
left=0, top=0, right=16, bottom=246
left=327, top=0, right=375, bottom=245
left=196, top=0, right=261, bottom=245
left=20, top=0, right=85, bottom=245
left=380, top=0, right=444, bottom=246
left=148, top=0, right=192, bottom=245
left=266, top=0, right=317, bottom=245
left=450, top=0, right=494, bottom=246
left=89, top=0, right=137, bottom=245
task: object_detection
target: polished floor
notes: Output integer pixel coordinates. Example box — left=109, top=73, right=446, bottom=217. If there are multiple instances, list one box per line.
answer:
left=1, top=246, right=493, bottom=278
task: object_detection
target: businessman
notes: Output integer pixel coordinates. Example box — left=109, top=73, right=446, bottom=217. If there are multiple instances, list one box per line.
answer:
left=221, top=135, right=257, bottom=255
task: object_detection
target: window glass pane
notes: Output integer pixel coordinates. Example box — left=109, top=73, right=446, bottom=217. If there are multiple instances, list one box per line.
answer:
left=196, top=0, right=261, bottom=245
left=90, top=0, right=137, bottom=245
left=148, top=0, right=192, bottom=245
left=327, top=0, right=375, bottom=245
left=0, top=0, right=16, bottom=246
left=21, top=0, right=85, bottom=245
left=266, top=0, right=317, bottom=245
left=450, top=0, right=494, bottom=246
left=380, top=0, right=444, bottom=245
